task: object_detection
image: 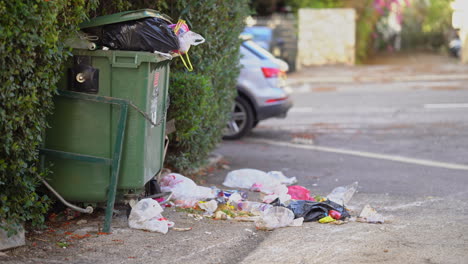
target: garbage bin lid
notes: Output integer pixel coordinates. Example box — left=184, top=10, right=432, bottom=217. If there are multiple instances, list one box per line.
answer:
left=80, top=9, right=172, bottom=29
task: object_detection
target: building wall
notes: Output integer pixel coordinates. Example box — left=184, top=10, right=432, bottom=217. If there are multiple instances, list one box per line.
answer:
left=297, top=8, right=356, bottom=67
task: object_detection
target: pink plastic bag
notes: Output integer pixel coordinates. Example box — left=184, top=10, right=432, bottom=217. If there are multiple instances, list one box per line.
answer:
left=287, top=185, right=315, bottom=201
left=250, top=183, right=263, bottom=192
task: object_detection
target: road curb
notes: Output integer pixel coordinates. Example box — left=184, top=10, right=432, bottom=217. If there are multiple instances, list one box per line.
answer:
left=287, top=74, right=468, bottom=86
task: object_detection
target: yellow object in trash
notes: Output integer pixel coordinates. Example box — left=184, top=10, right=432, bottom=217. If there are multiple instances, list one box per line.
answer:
left=319, top=216, right=336, bottom=223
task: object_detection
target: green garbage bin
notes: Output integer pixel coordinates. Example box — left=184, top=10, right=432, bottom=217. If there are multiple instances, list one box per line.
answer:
left=41, top=10, right=172, bottom=231
left=44, top=49, right=169, bottom=202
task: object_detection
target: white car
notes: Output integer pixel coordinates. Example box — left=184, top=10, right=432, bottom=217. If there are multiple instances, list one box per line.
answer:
left=224, top=40, right=293, bottom=139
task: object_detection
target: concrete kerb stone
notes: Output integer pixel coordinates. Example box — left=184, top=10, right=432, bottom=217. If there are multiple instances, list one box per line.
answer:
left=287, top=74, right=468, bottom=87
left=0, top=224, right=25, bottom=251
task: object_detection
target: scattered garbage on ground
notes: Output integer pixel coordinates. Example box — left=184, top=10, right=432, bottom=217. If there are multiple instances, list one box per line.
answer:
left=126, top=169, right=384, bottom=234
left=358, top=204, right=385, bottom=224
left=128, top=199, right=174, bottom=234
left=255, top=207, right=304, bottom=231
left=160, top=173, right=215, bottom=207
left=286, top=199, right=350, bottom=222
left=223, top=169, right=297, bottom=194
left=287, top=185, right=316, bottom=201
left=326, top=181, right=358, bottom=206
left=198, top=200, right=218, bottom=216
left=172, top=227, right=192, bottom=232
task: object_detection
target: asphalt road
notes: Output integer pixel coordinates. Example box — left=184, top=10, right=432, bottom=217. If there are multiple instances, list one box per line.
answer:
left=213, top=55, right=468, bottom=263
left=218, top=57, right=468, bottom=198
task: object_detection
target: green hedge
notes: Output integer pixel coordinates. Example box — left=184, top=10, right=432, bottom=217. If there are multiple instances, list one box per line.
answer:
left=288, top=0, right=344, bottom=11
left=165, top=72, right=216, bottom=170
left=401, top=0, right=453, bottom=51
left=0, top=0, right=97, bottom=235
left=163, top=0, right=250, bottom=171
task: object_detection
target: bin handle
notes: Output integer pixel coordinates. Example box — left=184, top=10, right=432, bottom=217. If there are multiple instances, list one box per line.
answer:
left=111, top=53, right=140, bottom=68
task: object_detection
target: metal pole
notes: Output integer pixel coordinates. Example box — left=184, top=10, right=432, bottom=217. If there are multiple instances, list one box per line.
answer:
left=40, top=177, right=93, bottom=214
left=103, top=103, right=128, bottom=233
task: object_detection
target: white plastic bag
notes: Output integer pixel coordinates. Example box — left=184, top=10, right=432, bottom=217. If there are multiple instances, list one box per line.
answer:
left=262, top=184, right=291, bottom=204
left=160, top=173, right=215, bottom=207
left=223, top=169, right=283, bottom=193
left=327, top=182, right=358, bottom=206
left=359, top=204, right=385, bottom=224
left=228, top=193, right=243, bottom=204
left=128, top=199, right=174, bottom=234
left=178, top=31, right=205, bottom=53
left=255, top=207, right=299, bottom=230
left=199, top=200, right=218, bottom=216
left=267, top=171, right=297, bottom=185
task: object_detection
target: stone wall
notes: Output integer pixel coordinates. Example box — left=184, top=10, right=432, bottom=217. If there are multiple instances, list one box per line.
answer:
left=462, top=31, right=468, bottom=64
left=297, top=8, right=356, bottom=67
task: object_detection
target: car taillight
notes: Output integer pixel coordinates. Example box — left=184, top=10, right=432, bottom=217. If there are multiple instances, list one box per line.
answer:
left=261, top=67, right=282, bottom=78
left=265, top=97, right=288, bottom=104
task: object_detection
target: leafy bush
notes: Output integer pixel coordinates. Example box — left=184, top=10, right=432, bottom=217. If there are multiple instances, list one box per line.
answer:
left=162, top=0, right=250, bottom=171
left=0, top=0, right=96, bottom=235
left=165, top=72, right=216, bottom=170
left=288, top=0, right=344, bottom=11
left=401, top=0, right=453, bottom=50
left=351, top=0, right=381, bottom=62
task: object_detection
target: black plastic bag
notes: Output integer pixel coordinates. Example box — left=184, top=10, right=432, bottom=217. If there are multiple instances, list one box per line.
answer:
left=287, top=200, right=350, bottom=222
left=84, top=17, right=179, bottom=53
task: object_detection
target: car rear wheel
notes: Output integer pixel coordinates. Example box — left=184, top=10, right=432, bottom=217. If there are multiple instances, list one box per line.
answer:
left=252, top=120, right=259, bottom=128
left=223, top=96, right=254, bottom=140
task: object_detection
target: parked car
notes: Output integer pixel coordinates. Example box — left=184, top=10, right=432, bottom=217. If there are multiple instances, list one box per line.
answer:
left=242, top=26, right=297, bottom=72
left=223, top=39, right=293, bottom=139
left=242, top=26, right=277, bottom=51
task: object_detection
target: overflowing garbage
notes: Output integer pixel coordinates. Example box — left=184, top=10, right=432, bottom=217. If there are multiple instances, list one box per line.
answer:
left=86, top=17, right=180, bottom=53
left=81, top=15, right=204, bottom=54
left=128, top=168, right=385, bottom=234
left=75, top=11, right=205, bottom=71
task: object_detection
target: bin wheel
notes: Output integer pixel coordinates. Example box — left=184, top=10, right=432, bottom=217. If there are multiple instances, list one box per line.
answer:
left=126, top=204, right=132, bottom=219
left=145, top=179, right=161, bottom=196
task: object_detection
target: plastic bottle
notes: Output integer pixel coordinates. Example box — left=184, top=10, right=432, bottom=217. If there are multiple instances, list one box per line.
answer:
left=236, top=201, right=273, bottom=213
